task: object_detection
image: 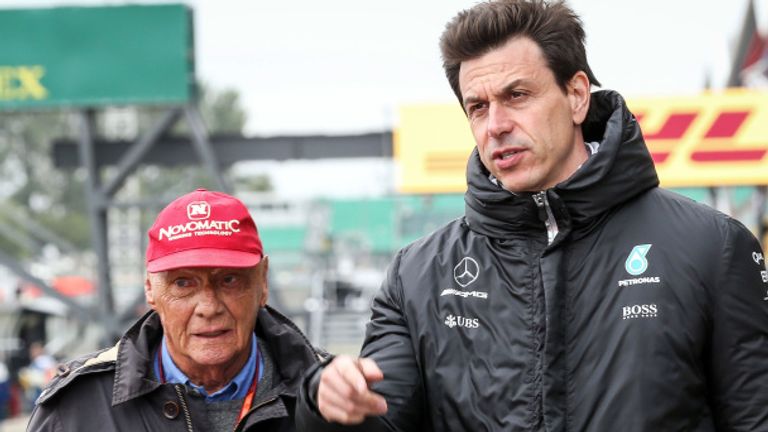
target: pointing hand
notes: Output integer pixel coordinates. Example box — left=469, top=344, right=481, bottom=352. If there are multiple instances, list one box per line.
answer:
left=317, top=355, right=388, bottom=424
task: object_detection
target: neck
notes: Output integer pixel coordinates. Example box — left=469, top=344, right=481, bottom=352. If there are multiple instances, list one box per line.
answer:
left=162, top=336, right=253, bottom=394
left=185, top=364, right=245, bottom=394
left=552, top=136, right=590, bottom=189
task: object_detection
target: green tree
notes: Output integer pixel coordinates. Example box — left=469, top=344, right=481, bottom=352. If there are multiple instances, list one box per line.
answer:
left=0, top=111, right=86, bottom=257
left=0, top=84, right=259, bottom=261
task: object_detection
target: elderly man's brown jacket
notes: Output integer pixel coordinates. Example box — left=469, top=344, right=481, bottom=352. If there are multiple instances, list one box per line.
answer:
left=28, top=306, right=321, bottom=432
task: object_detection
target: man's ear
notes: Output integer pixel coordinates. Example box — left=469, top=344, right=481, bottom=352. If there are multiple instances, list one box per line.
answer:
left=258, top=256, right=269, bottom=307
left=145, top=273, right=157, bottom=310
left=568, top=71, right=591, bottom=125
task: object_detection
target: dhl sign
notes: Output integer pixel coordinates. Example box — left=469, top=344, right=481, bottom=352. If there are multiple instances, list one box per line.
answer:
left=395, top=89, right=768, bottom=193
left=629, top=90, right=768, bottom=187
left=395, top=103, right=474, bottom=194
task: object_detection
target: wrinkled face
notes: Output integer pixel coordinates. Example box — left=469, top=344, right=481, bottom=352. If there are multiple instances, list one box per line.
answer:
left=458, top=36, right=591, bottom=193
left=145, top=258, right=268, bottom=378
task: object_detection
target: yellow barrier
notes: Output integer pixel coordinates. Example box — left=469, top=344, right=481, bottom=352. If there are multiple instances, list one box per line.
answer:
left=396, top=89, right=768, bottom=192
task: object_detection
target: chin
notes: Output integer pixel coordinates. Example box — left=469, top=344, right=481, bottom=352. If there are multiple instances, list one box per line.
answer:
left=499, top=181, right=530, bottom=194
left=191, top=347, right=229, bottom=360
left=499, top=175, right=544, bottom=193
left=189, top=348, right=239, bottom=366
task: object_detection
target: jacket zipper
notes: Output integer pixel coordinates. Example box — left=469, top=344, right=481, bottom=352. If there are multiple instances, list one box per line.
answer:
left=233, top=396, right=279, bottom=431
left=532, top=191, right=555, bottom=430
left=533, top=191, right=558, bottom=245
left=173, top=384, right=194, bottom=432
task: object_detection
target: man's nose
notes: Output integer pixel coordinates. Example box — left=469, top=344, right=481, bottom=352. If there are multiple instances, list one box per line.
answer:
left=487, top=103, right=514, bottom=139
left=195, top=283, right=223, bottom=316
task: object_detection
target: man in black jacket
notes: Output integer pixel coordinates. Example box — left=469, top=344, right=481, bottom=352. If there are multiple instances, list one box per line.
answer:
left=296, top=0, right=768, bottom=431
left=28, top=189, right=320, bottom=431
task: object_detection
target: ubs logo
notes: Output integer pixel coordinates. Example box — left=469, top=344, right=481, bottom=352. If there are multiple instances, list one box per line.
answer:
left=187, top=201, right=210, bottom=220
left=444, top=314, right=480, bottom=329
left=453, top=257, right=479, bottom=288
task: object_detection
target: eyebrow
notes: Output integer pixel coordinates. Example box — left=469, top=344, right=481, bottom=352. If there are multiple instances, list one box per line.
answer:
left=462, top=95, right=483, bottom=112
left=209, top=267, right=250, bottom=276
left=462, top=79, right=526, bottom=109
left=500, top=79, right=525, bottom=97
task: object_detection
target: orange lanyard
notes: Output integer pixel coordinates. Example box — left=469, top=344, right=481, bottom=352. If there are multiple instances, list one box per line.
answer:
left=157, top=347, right=262, bottom=428
left=236, top=367, right=259, bottom=427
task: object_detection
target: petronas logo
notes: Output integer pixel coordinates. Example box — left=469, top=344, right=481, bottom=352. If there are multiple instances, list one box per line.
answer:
left=625, top=244, right=652, bottom=276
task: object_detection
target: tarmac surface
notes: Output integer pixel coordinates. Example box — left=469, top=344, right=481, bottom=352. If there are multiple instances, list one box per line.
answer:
left=1, top=415, right=29, bottom=432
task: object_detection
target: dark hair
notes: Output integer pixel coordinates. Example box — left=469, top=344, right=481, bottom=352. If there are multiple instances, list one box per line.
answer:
left=439, top=0, right=600, bottom=104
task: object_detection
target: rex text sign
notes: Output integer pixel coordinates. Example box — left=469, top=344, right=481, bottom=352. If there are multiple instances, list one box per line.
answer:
left=0, top=4, right=193, bottom=110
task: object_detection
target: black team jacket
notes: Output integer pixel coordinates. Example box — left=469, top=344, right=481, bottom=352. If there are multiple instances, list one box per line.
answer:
left=296, top=90, right=768, bottom=431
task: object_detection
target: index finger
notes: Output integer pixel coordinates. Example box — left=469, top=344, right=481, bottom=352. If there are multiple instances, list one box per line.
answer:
left=357, top=357, right=384, bottom=384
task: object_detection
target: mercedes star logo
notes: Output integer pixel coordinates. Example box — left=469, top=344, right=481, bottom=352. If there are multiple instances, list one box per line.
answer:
left=453, top=257, right=479, bottom=288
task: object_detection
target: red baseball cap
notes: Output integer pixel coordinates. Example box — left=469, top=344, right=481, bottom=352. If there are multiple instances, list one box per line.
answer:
left=146, top=189, right=263, bottom=272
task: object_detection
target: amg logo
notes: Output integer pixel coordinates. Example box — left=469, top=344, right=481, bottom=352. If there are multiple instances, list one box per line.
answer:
left=622, top=304, right=658, bottom=320
left=444, top=314, right=480, bottom=329
left=618, top=276, right=661, bottom=287
left=440, top=289, right=488, bottom=299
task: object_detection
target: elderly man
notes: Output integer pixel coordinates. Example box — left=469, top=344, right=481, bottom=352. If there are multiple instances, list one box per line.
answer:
left=28, top=189, right=319, bottom=431
left=296, top=0, right=768, bottom=431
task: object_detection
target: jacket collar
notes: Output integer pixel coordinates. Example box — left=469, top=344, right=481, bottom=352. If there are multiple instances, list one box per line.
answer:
left=112, top=305, right=317, bottom=405
left=464, top=90, right=659, bottom=240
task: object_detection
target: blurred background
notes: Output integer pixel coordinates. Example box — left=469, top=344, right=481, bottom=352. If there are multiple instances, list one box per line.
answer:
left=0, top=0, right=766, bottom=427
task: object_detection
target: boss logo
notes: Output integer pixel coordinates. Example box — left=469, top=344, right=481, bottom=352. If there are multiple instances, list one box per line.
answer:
left=622, top=304, right=658, bottom=320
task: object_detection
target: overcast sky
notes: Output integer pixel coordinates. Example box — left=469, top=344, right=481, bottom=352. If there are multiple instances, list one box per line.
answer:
left=194, top=0, right=766, bottom=135
left=1, top=0, right=766, bottom=199
left=1, top=0, right=765, bottom=136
